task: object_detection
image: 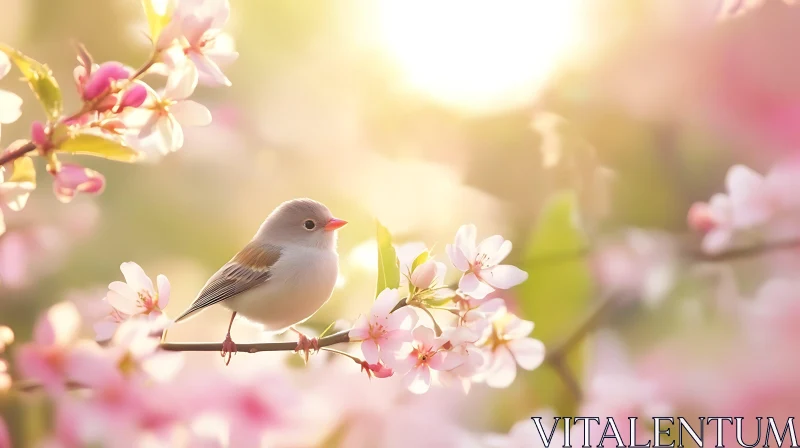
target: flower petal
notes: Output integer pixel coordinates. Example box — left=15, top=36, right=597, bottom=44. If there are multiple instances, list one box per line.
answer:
left=446, top=244, right=470, bottom=272
left=459, top=272, right=494, bottom=299
left=480, top=265, right=528, bottom=289
left=484, top=348, right=518, bottom=388
left=189, top=51, right=231, bottom=87
left=372, top=288, right=400, bottom=318
left=361, top=340, right=380, bottom=364
left=120, top=262, right=155, bottom=295
left=508, top=338, right=545, bottom=371
left=454, top=224, right=477, bottom=260
left=404, top=365, right=432, bottom=394
left=164, top=62, right=198, bottom=100
left=502, top=315, right=534, bottom=339
left=52, top=164, right=105, bottom=204
left=170, top=100, right=212, bottom=127
left=0, top=90, right=23, bottom=124
left=156, top=274, right=171, bottom=309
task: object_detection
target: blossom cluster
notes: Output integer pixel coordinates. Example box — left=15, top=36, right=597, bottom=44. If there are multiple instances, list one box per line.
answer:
left=349, top=224, right=544, bottom=394
left=0, top=0, right=236, bottom=240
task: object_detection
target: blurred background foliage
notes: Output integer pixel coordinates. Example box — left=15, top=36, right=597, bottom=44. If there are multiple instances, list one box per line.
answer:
left=0, top=0, right=786, bottom=445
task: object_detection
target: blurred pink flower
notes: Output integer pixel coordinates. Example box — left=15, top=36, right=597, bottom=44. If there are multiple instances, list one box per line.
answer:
left=349, top=288, right=416, bottom=364
left=446, top=225, right=528, bottom=299
left=0, top=51, right=23, bottom=141
left=744, top=278, right=800, bottom=342
left=51, top=163, right=105, bottom=204
left=591, top=229, right=676, bottom=305
left=391, top=326, right=460, bottom=394
left=16, top=302, right=81, bottom=394
left=437, top=326, right=486, bottom=393
left=689, top=163, right=800, bottom=253
left=215, top=371, right=298, bottom=448
left=0, top=415, right=9, bottom=448
left=123, top=63, right=211, bottom=154
left=474, top=310, right=545, bottom=388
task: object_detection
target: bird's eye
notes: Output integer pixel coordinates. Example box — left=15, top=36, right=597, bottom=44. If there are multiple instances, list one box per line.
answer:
left=304, top=220, right=316, bottom=230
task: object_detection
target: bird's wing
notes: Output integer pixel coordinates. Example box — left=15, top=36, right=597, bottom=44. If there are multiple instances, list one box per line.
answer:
left=174, top=242, right=282, bottom=322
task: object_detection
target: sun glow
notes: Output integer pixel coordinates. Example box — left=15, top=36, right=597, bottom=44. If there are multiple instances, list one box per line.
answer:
left=374, top=0, right=584, bottom=114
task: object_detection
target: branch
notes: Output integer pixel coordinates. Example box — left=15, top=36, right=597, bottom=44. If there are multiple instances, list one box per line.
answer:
left=0, top=141, right=37, bottom=166
left=159, top=329, right=351, bottom=353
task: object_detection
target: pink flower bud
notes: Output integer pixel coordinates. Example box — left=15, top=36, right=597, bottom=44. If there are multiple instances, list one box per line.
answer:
left=31, top=121, right=49, bottom=148
left=52, top=163, right=105, bottom=203
left=688, top=202, right=717, bottom=233
left=360, top=361, right=394, bottom=379
left=411, top=260, right=438, bottom=290
left=95, top=94, right=119, bottom=113
left=82, top=62, right=131, bottom=101
left=119, top=83, right=147, bottom=109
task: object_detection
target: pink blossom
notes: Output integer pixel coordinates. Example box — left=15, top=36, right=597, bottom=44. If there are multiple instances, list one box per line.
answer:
left=744, top=278, right=800, bottom=343
left=446, top=224, right=528, bottom=299
left=15, top=301, right=82, bottom=394
left=437, top=326, right=486, bottom=393
left=0, top=51, right=23, bottom=141
left=473, top=310, right=545, bottom=388
left=349, top=288, right=416, bottom=364
left=391, top=326, right=462, bottom=394
left=157, top=0, right=238, bottom=86
left=31, top=121, right=49, bottom=148
left=81, top=61, right=130, bottom=101
left=50, top=163, right=105, bottom=203
left=98, top=262, right=170, bottom=340
left=122, top=63, right=212, bottom=154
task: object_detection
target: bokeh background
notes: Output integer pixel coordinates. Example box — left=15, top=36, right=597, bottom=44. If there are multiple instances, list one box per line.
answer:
left=2, top=0, right=798, bottom=446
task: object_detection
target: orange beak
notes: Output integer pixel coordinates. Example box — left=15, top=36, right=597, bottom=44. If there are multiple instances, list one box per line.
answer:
left=324, top=217, right=348, bottom=231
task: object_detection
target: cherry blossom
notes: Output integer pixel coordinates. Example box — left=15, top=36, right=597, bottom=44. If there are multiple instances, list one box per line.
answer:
left=122, top=62, right=211, bottom=154
left=157, top=0, right=238, bottom=86
left=15, top=301, right=82, bottom=394
left=81, top=61, right=131, bottom=101
left=410, top=259, right=447, bottom=291
left=95, top=262, right=170, bottom=340
left=391, top=326, right=461, bottom=394
left=349, top=288, right=416, bottom=364
left=359, top=361, right=394, bottom=379
left=446, top=224, right=528, bottom=299
left=0, top=51, right=23, bottom=141
left=473, top=310, right=545, bottom=388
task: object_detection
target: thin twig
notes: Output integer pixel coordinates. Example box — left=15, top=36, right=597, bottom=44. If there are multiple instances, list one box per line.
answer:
left=0, top=142, right=37, bottom=167
left=159, top=329, right=351, bottom=353
left=547, top=295, right=614, bottom=361
left=547, top=355, right=583, bottom=401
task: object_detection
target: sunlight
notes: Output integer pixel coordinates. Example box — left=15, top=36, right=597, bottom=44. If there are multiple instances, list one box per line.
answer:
left=374, top=0, right=584, bottom=114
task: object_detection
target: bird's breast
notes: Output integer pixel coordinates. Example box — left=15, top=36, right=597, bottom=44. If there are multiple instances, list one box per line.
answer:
left=224, top=247, right=339, bottom=331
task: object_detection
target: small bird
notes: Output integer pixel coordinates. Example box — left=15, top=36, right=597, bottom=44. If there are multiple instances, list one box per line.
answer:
left=174, top=198, right=347, bottom=364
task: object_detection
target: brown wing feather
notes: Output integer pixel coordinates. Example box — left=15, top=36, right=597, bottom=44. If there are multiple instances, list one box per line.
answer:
left=174, top=242, right=282, bottom=322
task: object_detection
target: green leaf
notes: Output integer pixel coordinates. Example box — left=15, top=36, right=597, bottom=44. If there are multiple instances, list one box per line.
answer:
left=375, top=221, right=400, bottom=298
left=0, top=44, right=62, bottom=121
left=517, top=191, right=593, bottom=414
left=141, top=0, right=172, bottom=42
left=57, top=133, right=142, bottom=163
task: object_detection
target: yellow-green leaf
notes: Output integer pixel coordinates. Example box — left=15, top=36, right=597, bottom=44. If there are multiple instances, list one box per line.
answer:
left=376, top=221, right=400, bottom=298
left=57, top=133, right=142, bottom=163
left=141, top=0, right=172, bottom=42
left=8, top=156, right=36, bottom=184
left=0, top=44, right=62, bottom=121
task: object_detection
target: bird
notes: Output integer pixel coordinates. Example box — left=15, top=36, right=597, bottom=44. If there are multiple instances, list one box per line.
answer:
left=173, top=198, right=347, bottom=365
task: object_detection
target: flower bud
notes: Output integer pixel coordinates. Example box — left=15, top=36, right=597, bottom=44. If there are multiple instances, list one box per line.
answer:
left=52, top=163, right=105, bottom=203
left=30, top=121, right=49, bottom=148
left=411, top=260, right=438, bottom=290
left=688, top=202, right=717, bottom=233
left=119, top=83, right=148, bottom=109
left=82, top=62, right=130, bottom=101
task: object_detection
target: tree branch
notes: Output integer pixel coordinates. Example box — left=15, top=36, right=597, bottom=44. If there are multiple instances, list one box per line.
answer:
left=0, top=141, right=37, bottom=167
left=159, top=329, right=351, bottom=353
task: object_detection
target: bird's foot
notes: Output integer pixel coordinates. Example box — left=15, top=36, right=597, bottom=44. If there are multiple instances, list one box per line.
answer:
left=220, top=334, right=237, bottom=366
left=293, top=332, right=320, bottom=364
